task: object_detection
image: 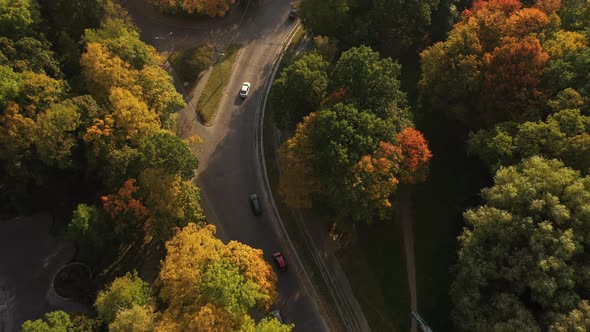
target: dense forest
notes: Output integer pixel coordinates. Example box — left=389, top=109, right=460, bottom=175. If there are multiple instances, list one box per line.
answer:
left=4, top=0, right=590, bottom=329
left=283, top=0, right=590, bottom=330
left=0, top=0, right=292, bottom=330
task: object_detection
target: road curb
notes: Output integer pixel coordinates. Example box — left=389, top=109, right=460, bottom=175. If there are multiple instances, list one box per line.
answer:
left=255, top=23, right=372, bottom=332
left=253, top=22, right=331, bottom=332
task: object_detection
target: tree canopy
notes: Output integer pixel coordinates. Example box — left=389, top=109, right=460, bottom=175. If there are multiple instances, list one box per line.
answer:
left=452, top=157, right=590, bottom=331
left=299, top=0, right=440, bottom=54
left=157, top=223, right=283, bottom=331
left=468, top=108, right=590, bottom=174
left=94, top=271, right=151, bottom=324
left=418, top=0, right=590, bottom=128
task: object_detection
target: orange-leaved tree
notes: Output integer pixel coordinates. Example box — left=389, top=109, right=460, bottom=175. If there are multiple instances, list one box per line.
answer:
left=396, top=127, right=433, bottom=184
left=482, top=36, right=550, bottom=122
left=101, top=178, right=150, bottom=237
left=352, top=141, right=402, bottom=219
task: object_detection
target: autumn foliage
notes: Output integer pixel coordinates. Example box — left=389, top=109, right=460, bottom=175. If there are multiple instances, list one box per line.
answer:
left=352, top=142, right=402, bottom=218
left=101, top=179, right=148, bottom=219
left=395, top=128, right=433, bottom=183
left=419, top=0, right=585, bottom=127
left=157, top=223, right=278, bottom=330
left=278, top=113, right=321, bottom=209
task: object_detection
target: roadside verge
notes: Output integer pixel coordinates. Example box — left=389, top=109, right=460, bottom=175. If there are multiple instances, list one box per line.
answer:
left=254, top=22, right=371, bottom=332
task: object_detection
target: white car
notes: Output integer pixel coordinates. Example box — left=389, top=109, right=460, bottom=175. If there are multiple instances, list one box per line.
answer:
left=239, top=82, right=251, bottom=98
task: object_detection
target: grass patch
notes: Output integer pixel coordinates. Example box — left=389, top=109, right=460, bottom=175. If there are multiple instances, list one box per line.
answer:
left=197, top=44, right=241, bottom=124
left=169, top=45, right=214, bottom=88
left=411, top=112, right=490, bottom=331
left=337, top=221, right=409, bottom=332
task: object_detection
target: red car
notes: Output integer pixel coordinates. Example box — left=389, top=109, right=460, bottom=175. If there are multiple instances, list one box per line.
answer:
left=273, top=252, right=287, bottom=271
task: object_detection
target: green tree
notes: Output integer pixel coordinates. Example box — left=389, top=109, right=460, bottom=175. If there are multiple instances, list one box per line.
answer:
left=369, top=0, right=440, bottom=53
left=542, top=32, right=590, bottom=98
left=271, top=53, right=329, bottom=129
left=35, top=101, right=82, bottom=169
left=176, top=45, right=213, bottom=83
left=283, top=103, right=401, bottom=227
left=468, top=108, right=590, bottom=174
left=311, top=103, right=396, bottom=188
left=84, top=18, right=159, bottom=70
left=200, top=260, right=263, bottom=316
left=254, top=317, right=294, bottom=332
left=452, top=157, right=590, bottom=331
left=138, top=131, right=198, bottom=180
left=137, top=65, right=185, bottom=118
left=560, top=0, right=590, bottom=31
left=66, top=204, right=102, bottom=246
left=147, top=0, right=235, bottom=17
left=299, top=0, right=350, bottom=37
left=94, top=271, right=151, bottom=324
left=109, top=305, right=155, bottom=332
left=40, top=0, right=106, bottom=41
left=0, top=0, right=34, bottom=37
left=6, top=37, right=62, bottom=77
left=332, top=46, right=407, bottom=119
left=0, top=64, right=22, bottom=109
left=137, top=168, right=205, bottom=241
left=21, top=311, right=73, bottom=332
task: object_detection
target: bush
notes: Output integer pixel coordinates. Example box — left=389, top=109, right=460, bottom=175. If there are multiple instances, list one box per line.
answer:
left=172, top=45, right=213, bottom=86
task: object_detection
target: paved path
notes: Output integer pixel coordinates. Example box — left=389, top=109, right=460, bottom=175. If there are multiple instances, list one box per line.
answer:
left=0, top=214, right=87, bottom=332
left=399, top=191, right=418, bottom=332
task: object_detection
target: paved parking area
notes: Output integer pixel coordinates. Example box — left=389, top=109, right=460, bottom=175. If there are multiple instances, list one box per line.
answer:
left=0, top=214, right=86, bottom=331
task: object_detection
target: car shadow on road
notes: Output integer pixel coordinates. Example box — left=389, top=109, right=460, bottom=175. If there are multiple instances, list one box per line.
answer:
left=233, top=94, right=245, bottom=106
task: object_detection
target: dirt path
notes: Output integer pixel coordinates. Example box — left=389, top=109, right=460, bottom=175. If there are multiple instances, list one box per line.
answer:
left=398, top=190, right=417, bottom=332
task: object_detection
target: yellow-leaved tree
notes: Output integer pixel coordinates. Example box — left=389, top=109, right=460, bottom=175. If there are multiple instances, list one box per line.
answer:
left=278, top=112, right=321, bottom=208
left=156, top=223, right=287, bottom=331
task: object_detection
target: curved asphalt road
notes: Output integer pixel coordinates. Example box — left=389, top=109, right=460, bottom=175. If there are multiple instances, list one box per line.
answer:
left=121, top=0, right=330, bottom=330
left=192, top=12, right=330, bottom=332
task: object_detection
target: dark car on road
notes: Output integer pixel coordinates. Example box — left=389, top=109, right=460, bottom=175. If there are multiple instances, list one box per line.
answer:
left=288, top=8, right=298, bottom=20
left=273, top=252, right=287, bottom=271
left=249, top=194, right=262, bottom=216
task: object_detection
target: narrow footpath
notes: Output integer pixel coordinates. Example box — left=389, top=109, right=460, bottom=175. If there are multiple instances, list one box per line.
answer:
left=398, top=191, right=418, bottom=332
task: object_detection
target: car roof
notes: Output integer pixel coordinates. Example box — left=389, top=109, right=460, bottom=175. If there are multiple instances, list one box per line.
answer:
left=273, top=252, right=286, bottom=266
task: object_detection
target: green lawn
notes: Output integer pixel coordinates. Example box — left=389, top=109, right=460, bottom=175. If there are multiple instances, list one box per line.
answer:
left=197, top=44, right=241, bottom=125
left=337, top=220, right=410, bottom=332
left=411, top=112, right=490, bottom=331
